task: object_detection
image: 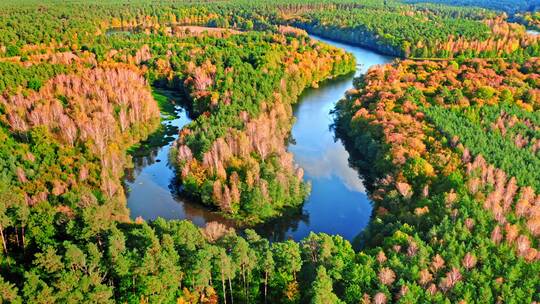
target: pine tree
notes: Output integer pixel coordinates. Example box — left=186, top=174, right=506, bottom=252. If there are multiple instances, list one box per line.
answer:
left=310, top=266, right=342, bottom=304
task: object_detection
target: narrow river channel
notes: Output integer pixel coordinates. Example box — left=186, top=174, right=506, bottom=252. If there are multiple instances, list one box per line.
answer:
left=125, top=35, right=393, bottom=241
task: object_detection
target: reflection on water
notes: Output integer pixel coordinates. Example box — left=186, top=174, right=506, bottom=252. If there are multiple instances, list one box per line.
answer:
left=125, top=94, right=235, bottom=227
left=297, top=141, right=366, bottom=193
left=527, top=29, right=540, bottom=36
left=125, top=36, right=394, bottom=241
left=256, top=37, right=392, bottom=240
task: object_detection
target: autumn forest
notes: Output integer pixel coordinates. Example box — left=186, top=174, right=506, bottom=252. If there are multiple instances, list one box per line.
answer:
left=0, top=0, right=538, bottom=303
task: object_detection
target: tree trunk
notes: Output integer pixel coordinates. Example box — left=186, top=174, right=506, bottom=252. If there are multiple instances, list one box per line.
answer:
left=228, top=277, right=234, bottom=304
left=241, top=267, right=247, bottom=303
left=21, top=226, right=25, bottom=252
left=221, top=268, right=227, bottom=304
left=0, top=225, right=7, bottom=254
left=246, top=271, right=250, bottom=304
left=15, top=229, right=19, bottom=248
left=264, top=271, right=268, bottom=304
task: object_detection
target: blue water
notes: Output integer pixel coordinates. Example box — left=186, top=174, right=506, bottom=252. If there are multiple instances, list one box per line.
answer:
left=125, top=101, right=234, bottom=227
left=256, top=35, right=393, bottom=241
left=125, top=36, right=393, bottom=241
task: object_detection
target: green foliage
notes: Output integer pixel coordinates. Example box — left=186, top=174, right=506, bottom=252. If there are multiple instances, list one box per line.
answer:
left=0, top=1, right=538, bottom=303
left=293, top=5, right=492, bottom=57
left=310, top=266, right=343, bottom=304
left=333, top=56, right=540, bottom=303
left=424, top=104, right=540, bottom=191
left=404, top=0, right=537, bottom=14
left=0, top=62, right=70, bottom=94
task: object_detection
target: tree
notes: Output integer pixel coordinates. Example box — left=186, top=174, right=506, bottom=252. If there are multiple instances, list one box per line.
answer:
left=192, top=246, right=214, bottom=300
left=232, top=237, right=257, bottom=303
left=215, top=248, right=233, bottom=304
left=378, top=267, right=396, bottom=286
left=0, top=200, right=11, bottom=254
left=0, top=180, right=22, bottom=254
left=262, top=249, right=274, bottom=304
left=271, top=241, right=302, bottom=302
left=310, top=266, right=342, bottom=304
left=0, top=276, right=21, bottom=303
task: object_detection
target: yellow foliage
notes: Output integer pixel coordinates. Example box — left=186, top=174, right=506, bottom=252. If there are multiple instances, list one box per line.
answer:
left=227, top=156, right=244, bottom=172
left=111, top=17, right=122, bottom=28
left=285, top=281, right=300, bottom=301
left=189, top=160, right=208, bottom=185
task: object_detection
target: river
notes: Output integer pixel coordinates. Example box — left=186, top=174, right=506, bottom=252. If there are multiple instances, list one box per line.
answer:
left=124, top=91, right=235, bottom=227
left=125, top=35, right=393, bottom=241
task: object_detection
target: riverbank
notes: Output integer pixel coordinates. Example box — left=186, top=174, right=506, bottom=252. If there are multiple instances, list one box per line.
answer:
left=125, top=35, right=393, bottom=241
left=295, top=23, right=404, bottom=57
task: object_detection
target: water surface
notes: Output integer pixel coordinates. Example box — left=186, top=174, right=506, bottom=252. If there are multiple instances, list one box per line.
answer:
left=125, top=92, right=234, bottom=227
left=125, top=36, right=393, bottom=241
left=256, top=36, right=392, bottom=241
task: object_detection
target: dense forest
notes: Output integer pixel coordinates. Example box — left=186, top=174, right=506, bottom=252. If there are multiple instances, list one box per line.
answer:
left=333, top=57, right=540, bottom=303
left=0, top=0, right=538, bottom=303
left=288, top=7, right=539, bottom=58
left=405, top=0, right=540, bottom=14
left=1, top=0, right=538, bottom=59
left=517, top=11, right=540, bottom=31
left=170, top=34, right=354, bottom=223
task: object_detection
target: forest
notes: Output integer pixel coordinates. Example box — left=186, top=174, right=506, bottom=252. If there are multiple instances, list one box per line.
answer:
left=333, top=58, right=540, bottom=303
left=517, top=11, right=540, bottom=31
left=405, top=0, right=540, bottom=14
left=0, top=0, right=539, bottom=303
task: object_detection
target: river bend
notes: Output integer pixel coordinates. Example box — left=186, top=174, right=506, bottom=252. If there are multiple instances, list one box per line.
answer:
left=125, top=35, right=393, bottom=241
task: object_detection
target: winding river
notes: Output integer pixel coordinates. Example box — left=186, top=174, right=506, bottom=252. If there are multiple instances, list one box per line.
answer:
left=125, top=35, right=393, bottom=241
